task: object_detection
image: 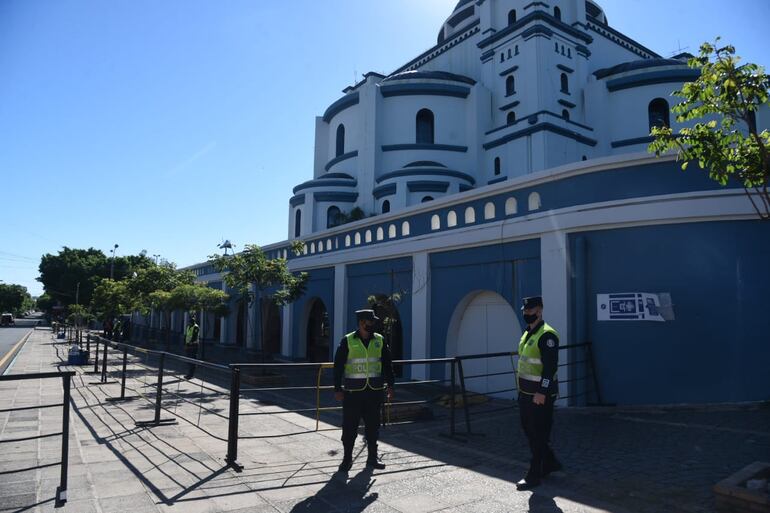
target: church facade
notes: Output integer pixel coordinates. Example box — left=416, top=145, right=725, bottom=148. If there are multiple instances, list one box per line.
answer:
left=171, top=0, right=768, bottom=405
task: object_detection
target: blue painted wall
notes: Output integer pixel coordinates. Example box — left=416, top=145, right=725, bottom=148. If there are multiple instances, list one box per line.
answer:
left=430, top=239, right=541, bottom=362
left=346, top=257, right=413, bottom=362
left=291, top=267, right=335, bottom=359
left=569, top=221, right=770, bottom=405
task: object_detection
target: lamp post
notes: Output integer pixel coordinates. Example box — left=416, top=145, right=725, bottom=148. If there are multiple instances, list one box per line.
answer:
left=109, top=244, right=119, bottom=280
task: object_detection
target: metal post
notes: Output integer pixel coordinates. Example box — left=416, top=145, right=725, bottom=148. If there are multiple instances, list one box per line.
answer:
left=456, top=358, right=472, bottom=435
left=153, top=353, right=165, bottom=424
left=92, top=338, right=100, bottom=374
left=86, top=333, right=90, bottom=355
left=100, top=340, right=108, bottom=383
left=55, top=374, right=71, bottom=506
left=225, top=366, right=243, bottom=471
left=120, top=348, right=128, bottom=399
left=450, top=360, right=456, bottom=437
left=135, top=352, right=176, bottom=427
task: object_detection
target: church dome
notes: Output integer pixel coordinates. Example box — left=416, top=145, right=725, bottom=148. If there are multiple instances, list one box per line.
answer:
left=438, top=0, right=479, bottom=44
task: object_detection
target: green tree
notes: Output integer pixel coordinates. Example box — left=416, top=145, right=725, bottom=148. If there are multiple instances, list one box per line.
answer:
left=148, top=283, right=228, bottom=349
left=38, top=248, right=160, bottom=311
left=208, top=242, right=307, bottom=351
left=126, top=262, right=195, bottom=315
left=0, top=284, right=33, bottom=316
left=38, top=247, right=108, bottom=308
left=36, top=293, right=54, bottom=313
left=91, top=279, right=131, bottom=322
left=649, top=39, right=770, bottom=219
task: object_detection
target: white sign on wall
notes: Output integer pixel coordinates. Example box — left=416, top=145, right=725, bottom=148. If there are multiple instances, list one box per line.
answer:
left=597, top=293, right=665, bottom=322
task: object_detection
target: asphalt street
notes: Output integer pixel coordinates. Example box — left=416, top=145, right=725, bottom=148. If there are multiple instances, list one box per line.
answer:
left=0, top=315, right=39, bottom=374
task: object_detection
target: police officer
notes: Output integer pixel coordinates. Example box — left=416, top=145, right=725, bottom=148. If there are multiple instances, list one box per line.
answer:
left=516, top=296, right=562, bottom=490
left=333, top=309, right=395, bottom=472
left=183, top=316, right=200, bottom=379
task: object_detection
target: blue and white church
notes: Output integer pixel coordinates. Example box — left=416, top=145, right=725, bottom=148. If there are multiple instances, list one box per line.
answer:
left=169, top=0, right=769, bottom=405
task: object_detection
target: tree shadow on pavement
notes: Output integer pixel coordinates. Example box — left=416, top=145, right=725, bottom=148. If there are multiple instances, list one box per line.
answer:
left=289, top=467, right=377, bottom=513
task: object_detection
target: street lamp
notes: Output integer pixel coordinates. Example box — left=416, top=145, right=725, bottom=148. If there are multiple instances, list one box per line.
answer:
left=109, top=244, right=119, bottom=279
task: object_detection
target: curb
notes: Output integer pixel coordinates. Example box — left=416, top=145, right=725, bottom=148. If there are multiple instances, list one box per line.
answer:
left=0, top=329, right=34, bottom=375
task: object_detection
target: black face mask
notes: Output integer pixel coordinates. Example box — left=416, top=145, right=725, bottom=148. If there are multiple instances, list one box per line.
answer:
left=523, top=313, right=538, bottom=324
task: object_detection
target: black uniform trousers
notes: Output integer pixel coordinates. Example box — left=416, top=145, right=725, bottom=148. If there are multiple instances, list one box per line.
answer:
left=341, top=388, right=383, bottom=451
left=518, top=392, right=557, bottom=479
left=184, top=343, right=198, bottom=378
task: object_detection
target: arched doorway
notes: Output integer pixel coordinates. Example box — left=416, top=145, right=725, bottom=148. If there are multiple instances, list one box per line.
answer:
left=447, top=291, right=521, bottom=398
left=261, top=298, right=281, bottom=355
left=306, top=298, right=330, bottom=362
left=368, top=294, right=404, bottom=377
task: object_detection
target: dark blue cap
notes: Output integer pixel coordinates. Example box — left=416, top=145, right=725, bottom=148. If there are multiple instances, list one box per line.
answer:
left=355, top=309, right=379, bottom=321
left=521, top=296, right=543, bottom=310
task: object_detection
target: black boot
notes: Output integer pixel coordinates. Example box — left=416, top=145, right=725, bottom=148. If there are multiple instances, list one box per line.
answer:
left=366, top=442, right=385, bottom=470
left=338, top=445, right=353, bottom=473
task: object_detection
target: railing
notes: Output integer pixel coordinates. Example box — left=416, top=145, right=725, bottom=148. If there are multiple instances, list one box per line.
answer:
left=79, top=334, right=600, bottom=472
left=0, top=371, right=76, bottom=507
left=453, top=342, right=602, bottom=435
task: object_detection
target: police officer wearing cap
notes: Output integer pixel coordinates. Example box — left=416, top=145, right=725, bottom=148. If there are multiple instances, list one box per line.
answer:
left=333, top=309, right=395, bottom=472
left=516, top=296, right=562, bottom=490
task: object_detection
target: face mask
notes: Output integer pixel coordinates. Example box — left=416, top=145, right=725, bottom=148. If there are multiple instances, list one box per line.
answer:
left=523, top=313, right=538, bottom=324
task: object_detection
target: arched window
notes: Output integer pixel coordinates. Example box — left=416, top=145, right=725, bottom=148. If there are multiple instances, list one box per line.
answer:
left=554, top=6, right=561, bottom=20
left=416, top=109, right=435, bottom=144
left=562, top=109, right=570, bottom=120
left=294, top=209, right=301, bottom=238
left=505, top=197, right=518, bottom=215
left=382, top=200, right=390, bottom=214
left=422, top=196, right=434, bottom=203
left=648, top=98, right=670, bottom=131
left=327, top=206, right=342, bottom=229
left=528, top=192, right=542, bottom=211
left=464, top=207, right=476, bottom=224
left=506, top=75, right=516, bottom=96
left=335, top=124, right=345, bottom=157
left=508, top=9, right=517, bottom=25
left=560, top=73, right=569, bottom=93
left=494, top=157, right=501, bottom=176
left=484, top=202, right=496, bottom=220
left=507, top=111, right=516, bottom=125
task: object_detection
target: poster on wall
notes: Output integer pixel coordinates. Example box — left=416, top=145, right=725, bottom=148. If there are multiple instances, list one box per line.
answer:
left=597, top=293, right=665, bottom=322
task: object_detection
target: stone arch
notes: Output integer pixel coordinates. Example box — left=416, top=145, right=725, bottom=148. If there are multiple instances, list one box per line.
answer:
left=304, top=297, right=330, bottom=362
left=446, top=290, right=522, bottom=398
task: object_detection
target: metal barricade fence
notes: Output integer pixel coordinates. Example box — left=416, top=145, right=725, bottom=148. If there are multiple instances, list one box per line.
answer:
left=83, top=334, right=600, bottom=472
left=0, top=371, right=76, bottom=506
left=91, top=336, right=237, bottom=467
left=453, top=342, right=601, bottom=435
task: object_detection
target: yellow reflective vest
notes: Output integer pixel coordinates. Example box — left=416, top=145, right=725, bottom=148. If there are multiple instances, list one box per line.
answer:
left=344, top=331, right=385, bottom=392
left=185, top=324, right=199, bottom=345
left=517, top=322, right=558, bottom=395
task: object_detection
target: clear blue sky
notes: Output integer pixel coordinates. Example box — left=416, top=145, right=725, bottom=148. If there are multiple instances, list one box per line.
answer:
left=1, top=0, right=766, bottom=296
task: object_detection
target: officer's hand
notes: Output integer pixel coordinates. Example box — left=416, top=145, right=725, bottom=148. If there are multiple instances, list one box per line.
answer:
left=533, top=393, right=546, bottom=405
left=334, top=391, right=344, bottom=402
left=386, top=387, right=394, bottom=402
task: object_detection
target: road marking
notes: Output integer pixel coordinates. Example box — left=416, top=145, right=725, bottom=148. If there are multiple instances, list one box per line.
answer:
left=0, top=329, right=33, bottom=374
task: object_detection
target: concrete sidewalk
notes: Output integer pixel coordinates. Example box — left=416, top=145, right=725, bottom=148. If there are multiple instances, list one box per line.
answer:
left=1, top=329, right=768, bottom=513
